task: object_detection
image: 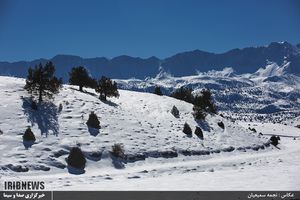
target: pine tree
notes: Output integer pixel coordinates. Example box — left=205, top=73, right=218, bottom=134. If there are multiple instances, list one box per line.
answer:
left=171, top=105, right=180, bottom=118
left=69, top=66, right=95, bottom=91
left=86, top=112, right=101, bottom=129
left=67, top=147, right=86, bottom=169
left=171, top=87, right=194, bottom=103
left=217, top=121, right=225, bottom=129
left=192, top=89, right=217, bottom=120
left=194, top=126, right=203, bottom=140
left=23, top=127, right=36, bottom=141
left=193, top=106, right=207, bottom=120
left=194, top=89, right=217, bottom=114
left=183, top=123, right=192, bottom=136
left=154, top=86, right=163, bottom=96
left=270, top=135, right=279, bottom=146
left=24, top=62, right=62, bottom=102
left=95, top=76, right=119, bottom=101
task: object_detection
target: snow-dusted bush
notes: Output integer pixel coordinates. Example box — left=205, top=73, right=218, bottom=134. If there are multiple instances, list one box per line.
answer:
left=194, top=126, right=203, bottom=140
left=217, top=121, right=225, bottom=129
left=67, top=147, right=86, bottom=169
left=23, top=127, right=36, bottom=142
left=270, top=135, right=279, bottom=146
left=183, top=123, right=192, bottom=136
left=111, top=143, right=125, bottom=159
left=86, top=112, right=100, bottom=129
left=171, top=105, right=179, bottom=118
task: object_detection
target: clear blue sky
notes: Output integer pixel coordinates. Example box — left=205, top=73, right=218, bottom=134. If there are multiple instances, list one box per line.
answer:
left=0, top=0, right=299, bottom=62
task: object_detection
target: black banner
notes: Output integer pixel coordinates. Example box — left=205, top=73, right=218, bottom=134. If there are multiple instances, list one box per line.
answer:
left=1, top=191, right=300, bottom=200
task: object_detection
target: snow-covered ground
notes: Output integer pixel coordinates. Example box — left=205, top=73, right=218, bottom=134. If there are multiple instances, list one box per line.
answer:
left=0, top=76, right=299, bottom=190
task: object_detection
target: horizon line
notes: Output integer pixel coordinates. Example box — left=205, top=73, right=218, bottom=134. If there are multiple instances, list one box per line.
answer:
left=1, top=40, right=299, bottom=63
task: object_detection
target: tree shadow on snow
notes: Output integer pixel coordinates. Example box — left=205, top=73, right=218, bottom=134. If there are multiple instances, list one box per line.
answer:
left=21, top=97, right=59, bottom=137
left=88, top=127, right=100, bottom=137
left=67, top=166, right=85, bottom=175
left=23, top=140, right=35, bottom=149
left=196, top=120, right=211, bottom=132
left=70, top=87, right=98, bottom=97
left=100, top=100, right=118, bottom=107
left=110, top=155, right=126, bottom=169
left=70, top=87, right=119, bottom=107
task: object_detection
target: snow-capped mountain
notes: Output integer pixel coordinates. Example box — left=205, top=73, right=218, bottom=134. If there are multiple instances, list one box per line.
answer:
left=116, top=62, right=300, bottom=120
left=0, top=41, right=300, bottom=81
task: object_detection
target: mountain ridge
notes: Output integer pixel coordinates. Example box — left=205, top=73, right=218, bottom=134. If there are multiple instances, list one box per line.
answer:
left=0, top=41, right=299, bottom=80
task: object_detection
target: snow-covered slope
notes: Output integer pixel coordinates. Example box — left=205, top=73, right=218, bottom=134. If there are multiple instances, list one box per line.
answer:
left=0, top=76, right=299, bottom=190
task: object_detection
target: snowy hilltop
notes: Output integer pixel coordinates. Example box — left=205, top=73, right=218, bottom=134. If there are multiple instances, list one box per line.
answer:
left=0, top=76, right=300, bottom=190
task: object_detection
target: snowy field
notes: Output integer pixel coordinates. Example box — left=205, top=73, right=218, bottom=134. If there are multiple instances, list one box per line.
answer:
left=0, top=76, right=299, bottom=190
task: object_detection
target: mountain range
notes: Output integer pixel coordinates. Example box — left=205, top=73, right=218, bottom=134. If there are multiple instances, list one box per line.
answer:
left=0, top=41, right=300, bottom=81
left=115, top=61, right=300, bottom=117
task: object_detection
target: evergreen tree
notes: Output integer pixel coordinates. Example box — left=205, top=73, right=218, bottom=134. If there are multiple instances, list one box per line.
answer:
left=95, top=76, right=119, bottom=101
left=194, top=126, right=203, bottom=140
left=183, top=122, right=192, bottom=136
left=69, top=66, right=94, bottom=91
left=86, top=112, right=101, bottom=129
left=192, top=106, right=207, bottom=120
left=193, top=89, right=217, bottom=120
left=270, top=135, right=279, bottom=146
left=154, top=86, right=163, bottom=96
left=24, top=62, right=62, bottom=102
left=67, top=147, right=86, bottom=169
left=171, top=87, right=194, bottom=103
left=23, top=127, right=36, bottom=141
left=194, top=89, right=217, bottom=114
left=171, top=105, right=180, bottom=118
left=217, top=121, right=225, bottom=129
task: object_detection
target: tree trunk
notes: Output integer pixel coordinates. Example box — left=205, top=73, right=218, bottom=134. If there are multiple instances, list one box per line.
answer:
left=100, top=93, right=106, bottom=101
left=79, top=85, right=83, bottom=92
left=38, top=87, right=43, bottom=102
